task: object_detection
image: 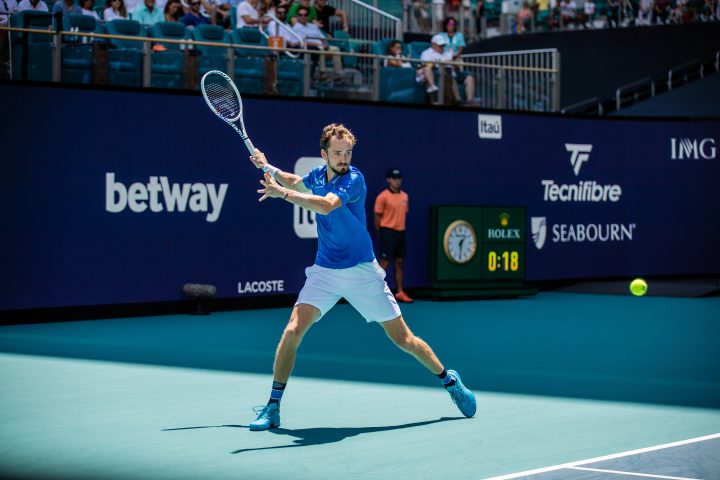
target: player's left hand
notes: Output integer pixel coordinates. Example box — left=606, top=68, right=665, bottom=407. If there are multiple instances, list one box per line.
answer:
left=257, top=172, right=286, bottom=202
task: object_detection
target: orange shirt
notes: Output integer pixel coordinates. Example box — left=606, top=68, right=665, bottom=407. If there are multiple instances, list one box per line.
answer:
left=374, top=189, right=409, bottom=231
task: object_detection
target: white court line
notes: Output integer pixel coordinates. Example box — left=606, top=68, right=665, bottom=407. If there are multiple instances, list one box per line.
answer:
left=482, top=432, right=720, bottom=480
left=569, top=466, right=701, bottom=480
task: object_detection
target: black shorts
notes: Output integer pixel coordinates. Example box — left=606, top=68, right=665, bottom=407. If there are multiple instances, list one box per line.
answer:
left=379, top=227, right=406, bottom=261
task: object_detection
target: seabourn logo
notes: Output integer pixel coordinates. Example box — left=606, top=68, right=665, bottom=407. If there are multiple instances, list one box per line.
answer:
left=530, top=216, right=636, bottom=249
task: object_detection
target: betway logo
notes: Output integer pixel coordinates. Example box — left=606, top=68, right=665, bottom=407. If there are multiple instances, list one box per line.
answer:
left=541, top=143, right=622, bottom=202
left=670, top=138, right=716, bottom=160
left=105, top=173, right=228, bottom=222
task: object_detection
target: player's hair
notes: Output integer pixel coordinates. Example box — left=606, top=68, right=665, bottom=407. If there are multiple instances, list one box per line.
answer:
left=320, top=124, right=357, bottom=150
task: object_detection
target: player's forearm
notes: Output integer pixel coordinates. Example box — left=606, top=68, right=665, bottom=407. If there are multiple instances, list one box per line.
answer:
left=273, top=170, right=305, bottom=191
left=281, top=189, right=337, bottom=215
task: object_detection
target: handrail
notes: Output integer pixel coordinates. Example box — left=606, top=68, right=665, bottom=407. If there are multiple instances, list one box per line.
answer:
left=0, top=25, right=557, bottom=73
left=262, top=12, right=304, bottom=59
left=667, top=59, right=703, bottom=91
left=561, top=97, right=602, bottom=115
left=615, top=77, right=654, bottom=111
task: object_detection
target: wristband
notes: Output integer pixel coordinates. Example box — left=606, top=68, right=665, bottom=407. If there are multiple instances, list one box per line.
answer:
left=262, top=164, right=279, bottom=179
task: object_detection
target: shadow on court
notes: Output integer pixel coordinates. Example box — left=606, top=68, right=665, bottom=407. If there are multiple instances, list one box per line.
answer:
left=164, top=417, right=464, bottom=454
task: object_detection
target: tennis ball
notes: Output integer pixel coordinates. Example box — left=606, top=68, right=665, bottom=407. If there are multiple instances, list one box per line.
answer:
left=630, top=278, right=648, bottom=296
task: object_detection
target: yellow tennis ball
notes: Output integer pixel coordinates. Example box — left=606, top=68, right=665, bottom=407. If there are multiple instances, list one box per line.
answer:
left=630, top=278, right=648, bottom=296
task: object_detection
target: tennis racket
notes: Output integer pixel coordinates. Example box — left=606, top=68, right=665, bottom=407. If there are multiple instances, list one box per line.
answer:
left=200, top=70, right=255, bottom=155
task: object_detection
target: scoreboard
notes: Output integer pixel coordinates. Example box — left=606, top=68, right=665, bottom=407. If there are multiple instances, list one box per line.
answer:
left=421, top=205, right=534, bottom=297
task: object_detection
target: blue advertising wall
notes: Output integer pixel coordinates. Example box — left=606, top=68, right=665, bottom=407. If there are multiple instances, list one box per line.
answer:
left=0, top=83, right=718, bottom=310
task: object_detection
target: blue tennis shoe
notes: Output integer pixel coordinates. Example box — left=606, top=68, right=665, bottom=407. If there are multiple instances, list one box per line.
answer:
left=446, top=370, right=477, bottom=418
left=249, top=403, right=281, bottom=431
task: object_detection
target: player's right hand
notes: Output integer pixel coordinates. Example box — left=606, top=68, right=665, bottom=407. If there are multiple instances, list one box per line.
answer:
left=250, top=148, right=267, bottom=169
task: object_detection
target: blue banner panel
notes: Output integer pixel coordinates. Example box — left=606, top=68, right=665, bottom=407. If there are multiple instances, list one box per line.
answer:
left=0, top=84, right=718, bottom=310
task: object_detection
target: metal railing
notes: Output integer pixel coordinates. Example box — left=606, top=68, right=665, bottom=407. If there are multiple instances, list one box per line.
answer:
left=615, top=77, right=654, bottom=111
left=561, top=97, right=603, bottom=116
left=667, top=59, right=704, bottom=91
left=331, top=0, right=402, bottom=44
left=2, top=24, right=561, bottom=111
left=462, top=48, right=560, bottom=111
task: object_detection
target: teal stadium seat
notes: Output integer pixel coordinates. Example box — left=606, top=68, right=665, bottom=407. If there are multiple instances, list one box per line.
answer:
left=105, top=19, right=145, bottom=86
left=328, top=30, right=356, bottom=69
left=407, top=41, right=429, bottom=59
left=277, top=57, right=304, bottom=96
left=230, top=27, right=266, bottom=94
left=62, top=14, right=97, bottom=84
left=149, top=21, right=187, bottom=89
left=10, top=11, right=54, bottom=81
left=192, top=24, right=230, bottom=78
left=379, top=66, right=426, bottom=104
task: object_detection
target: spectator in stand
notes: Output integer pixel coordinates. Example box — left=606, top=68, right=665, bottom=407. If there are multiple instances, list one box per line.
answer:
left=292, top=5, right=343, bottom=82
left=314, top=0, right=349, bottom=36
left=384, top=40, right=412, bottom=67
left=163, top=0, right=182, bottom=21
left=559, top=0, right=577, bottom=27
left=651, top=0, right=671, bottom=22
left=420, top=34, right=476, bottom=105
left=132, top=0, right=164, bottom=25
left=18, top=0, right=48, bottom=11
left=437, top=17, right=465, bottom=58
left=201, top=0, right=230, bottom=28
left=104, top=0, right=129, bottom=20
left=516, top=1, right=533, bottom=32
left=606, top=0, right=621, bottom=26
left=236, top=0, right=260, bottom=27
left=636, top=0, right=651, bottom=23
left=80, top=0, right=100, bottom=18
left=1, top=0, right=18, bottom=29
left=474, top=0, right=484, bottom=38
left=266, top=4, right=300, bottom=47
left=288, top=0, right=315, bottom=25
left=699, top=0, right=715, bottom=20
left=258, top=0, right=274, bottom=17
left=52, top=0, right=82, bottom=15
left=582, top=0, right=595, bottom=26
left=181, top=0, right=209, bottom=26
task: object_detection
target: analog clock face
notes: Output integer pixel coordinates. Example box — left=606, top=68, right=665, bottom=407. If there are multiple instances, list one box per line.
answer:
left=443, top=220, right=477, bottom=264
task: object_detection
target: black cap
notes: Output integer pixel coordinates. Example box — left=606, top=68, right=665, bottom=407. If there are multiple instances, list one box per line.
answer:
left=386, top=168, right=402, bottom=179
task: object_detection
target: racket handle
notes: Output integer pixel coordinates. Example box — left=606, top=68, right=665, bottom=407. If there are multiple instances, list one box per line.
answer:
left=243, top=137, right=255, bottom=155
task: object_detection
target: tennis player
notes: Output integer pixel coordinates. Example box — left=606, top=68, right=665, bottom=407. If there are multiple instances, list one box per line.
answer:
left=247, top=123, right=476, bottom=431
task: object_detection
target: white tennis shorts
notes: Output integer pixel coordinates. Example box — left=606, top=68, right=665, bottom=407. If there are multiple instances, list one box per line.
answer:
left=295, top=260, right=402, bottom=323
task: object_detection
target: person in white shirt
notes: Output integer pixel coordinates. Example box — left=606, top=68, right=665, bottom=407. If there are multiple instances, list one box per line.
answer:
left=292, top=5, right=342, bottom=82
left=81, top=0, right=101, bottom=19
left=104, top=0, right=129, bottom=20
left=1, top=0, right=19, bottom=27
left=265, top=4, right=301, bottom=48
left=18, top=0, right=49, bottom=12
left=419, top=34, right=476, bottom=105
left=235, top=0, right=259, bottom=27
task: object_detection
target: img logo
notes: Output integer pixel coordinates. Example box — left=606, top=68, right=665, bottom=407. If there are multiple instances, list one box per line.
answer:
left=531, top=217, right=547, bottom=250
left=670, top=138, right=716, bottom=160
left=565, top=143, right=593, bottom=176
left=293, top=157, right=324, bottom=239
left=478, top=114, right=502, bottom=139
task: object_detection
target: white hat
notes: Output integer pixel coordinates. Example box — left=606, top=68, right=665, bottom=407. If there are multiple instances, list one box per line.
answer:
left=431, top=34, right=447, bottom=46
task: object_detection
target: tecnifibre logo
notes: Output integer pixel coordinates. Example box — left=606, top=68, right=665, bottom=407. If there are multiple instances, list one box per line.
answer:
left=566, top=143, right=592, bottom=176
left=478, top=114, right=502, bottom=139
left=105, top=173, right=228, bottom=222
left=670, top=138, right=716, bottom=160
left=541, top=143, right=623, bottom=202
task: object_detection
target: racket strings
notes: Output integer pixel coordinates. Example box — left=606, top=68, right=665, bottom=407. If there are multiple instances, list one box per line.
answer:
left=205, top=79, right=241, bottom=121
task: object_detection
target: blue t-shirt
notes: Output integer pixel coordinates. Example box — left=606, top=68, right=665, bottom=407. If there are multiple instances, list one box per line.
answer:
left=303, top=165, right=375, bottom=269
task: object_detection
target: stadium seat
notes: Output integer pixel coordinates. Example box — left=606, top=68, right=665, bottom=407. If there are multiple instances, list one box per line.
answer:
left=105, top=19, right=145, bottom=86
left=379, top=66, right=426, bottom=104
left=328, top=30, right=356, bottom=69
left=192, top=24, right=230, bottom=78
left=10, top=11, right=54, bottom=81
left=277, top=57, right=304, bottom=96
left=61, top=14, right=98, bottom=84
left=149, top=22, right=187, bottom=89
left=373, top=38, right=403, bottom=57
left=407, top=41, right=429, bottom=59
left=230, top=27, right=267, bottom=94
